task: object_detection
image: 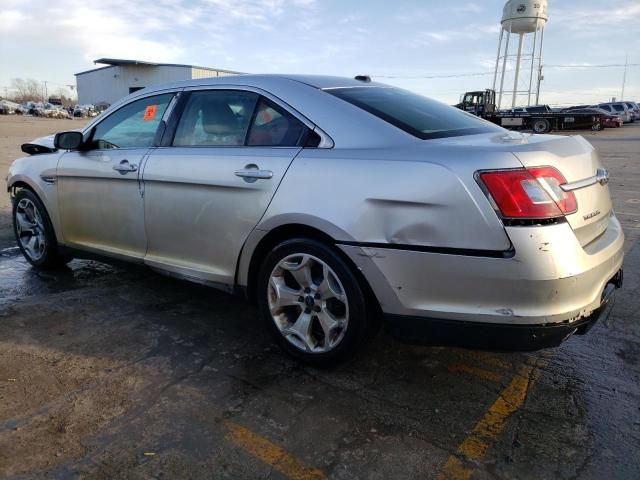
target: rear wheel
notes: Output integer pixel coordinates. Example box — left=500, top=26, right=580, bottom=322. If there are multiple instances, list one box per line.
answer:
left=257, top=238, right=370, bottom=365
left=12, top=189, right=69, bottom=269
left=532, top=118, right=551, bottom=134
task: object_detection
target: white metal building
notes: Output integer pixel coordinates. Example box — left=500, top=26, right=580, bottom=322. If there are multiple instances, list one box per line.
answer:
left=75, top=58, right=240, bottom=105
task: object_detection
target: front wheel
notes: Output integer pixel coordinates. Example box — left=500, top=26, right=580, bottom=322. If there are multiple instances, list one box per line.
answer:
left=257, top=238, right=370, bottom=365
left=12, top=189, right=69, bottom=269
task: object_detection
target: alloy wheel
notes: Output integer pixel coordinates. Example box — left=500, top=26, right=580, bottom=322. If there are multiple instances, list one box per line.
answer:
left=15, top=198, right=47, bottom=261
left=267, top=253, right=349, bottom=353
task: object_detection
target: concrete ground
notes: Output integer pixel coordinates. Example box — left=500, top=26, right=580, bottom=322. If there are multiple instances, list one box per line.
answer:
left=0, top=116, right=638, bottom=479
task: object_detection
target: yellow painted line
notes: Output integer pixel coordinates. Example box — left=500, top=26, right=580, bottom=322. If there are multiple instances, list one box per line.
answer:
left=447, top=363, right=502, bottom=383
left=465, top=351, right=513, bottom=371
left=435, top=365, right=533, bottom=480
left=223, top=420, right=326, bottom=480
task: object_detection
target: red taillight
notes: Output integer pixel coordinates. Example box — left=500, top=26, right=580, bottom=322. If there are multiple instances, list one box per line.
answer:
left=479, top=167, right=577, bottom=219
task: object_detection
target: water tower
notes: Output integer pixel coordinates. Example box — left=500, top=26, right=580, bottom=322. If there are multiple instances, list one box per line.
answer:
left=492, top=0, right=548, bottom=109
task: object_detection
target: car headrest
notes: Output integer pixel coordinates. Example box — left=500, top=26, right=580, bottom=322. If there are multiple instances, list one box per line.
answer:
left=201, top=100, right=237, bottom=134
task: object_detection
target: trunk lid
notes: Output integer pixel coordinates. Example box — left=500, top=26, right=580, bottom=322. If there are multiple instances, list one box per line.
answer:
left=510, top=134, right=612, bottom=246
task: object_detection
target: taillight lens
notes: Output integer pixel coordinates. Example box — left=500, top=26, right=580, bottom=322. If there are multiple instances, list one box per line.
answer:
left=479, top=167, right=577, bottom=219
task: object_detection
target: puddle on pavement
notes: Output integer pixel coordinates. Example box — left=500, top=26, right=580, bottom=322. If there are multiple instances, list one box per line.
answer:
left=0, top=246, right=119, bottom=307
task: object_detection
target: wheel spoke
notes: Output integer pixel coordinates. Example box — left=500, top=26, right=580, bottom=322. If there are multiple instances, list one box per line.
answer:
left=24, top=235, right=37, bottom=258
left=286, top=311, right=315, bottom=351
left=15, top=212, right=34, bottom=233
left=269, top=276, right=302, bottom=311
left=282, top=255, right=314, bottom=289
left=318, top=263, right=346, bottom=303
left=33, top=209, right=44, bottom=229
left=316, top=309, right=341, bottom=339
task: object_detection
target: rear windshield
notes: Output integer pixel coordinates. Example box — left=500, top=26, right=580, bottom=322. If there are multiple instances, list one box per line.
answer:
left=326, top=86, right=501, bottom=140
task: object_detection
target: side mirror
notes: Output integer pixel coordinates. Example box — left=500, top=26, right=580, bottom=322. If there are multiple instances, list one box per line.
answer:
left=54, top=131, right=83, bottom=150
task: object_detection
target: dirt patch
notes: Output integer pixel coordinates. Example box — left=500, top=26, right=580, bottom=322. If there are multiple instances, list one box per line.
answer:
left=0, top=115, right=88, bottom=211
left=0, top=116, right=87, bottom=250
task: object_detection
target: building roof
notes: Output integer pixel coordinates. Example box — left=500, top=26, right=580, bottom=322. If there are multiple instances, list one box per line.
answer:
left=75, top=58, right=241, bottom=76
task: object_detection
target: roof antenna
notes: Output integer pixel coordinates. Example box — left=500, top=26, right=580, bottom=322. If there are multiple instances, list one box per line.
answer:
left=354, top=75, right=371, bottom=83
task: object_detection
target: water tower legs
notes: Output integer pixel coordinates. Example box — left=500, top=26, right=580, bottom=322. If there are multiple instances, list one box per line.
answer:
left=492, top=29, right=504, bottom=91
left=512, top=33, right=524, bottom=108
left=497, top=27, right=511, bottom=110
left=527, top=28, right=538, bottom=106
left=535, top=27, right=545, bottom=105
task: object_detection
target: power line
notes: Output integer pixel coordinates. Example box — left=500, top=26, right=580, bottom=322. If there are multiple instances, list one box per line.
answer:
left=372, top=63, right=640, bottom=79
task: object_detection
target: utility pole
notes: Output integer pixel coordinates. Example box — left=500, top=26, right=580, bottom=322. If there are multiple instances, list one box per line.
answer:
left=43, top=81, right=48, bottom=101
left=621, top=54, right=628, bottom=101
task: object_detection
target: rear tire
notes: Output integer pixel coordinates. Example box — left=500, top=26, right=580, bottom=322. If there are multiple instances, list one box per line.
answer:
left=532, top=118, right=551, bottom=134
left=257, top=238, right=370, bottom=365
left=12, top=189, right=69, bottom=269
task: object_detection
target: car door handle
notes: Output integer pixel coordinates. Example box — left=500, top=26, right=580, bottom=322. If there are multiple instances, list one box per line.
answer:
left=234, top=168, right=273, bottom=180
left=113, top=160, right=138, bottom=174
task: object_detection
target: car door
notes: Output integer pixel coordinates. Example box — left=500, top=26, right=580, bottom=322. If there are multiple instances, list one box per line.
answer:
left=142, top=88, right=310, bottom=286
left=57, top=92, right=176, bottom=259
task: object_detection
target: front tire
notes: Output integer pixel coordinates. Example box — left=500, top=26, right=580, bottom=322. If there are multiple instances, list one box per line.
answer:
left=257, top=238, right=370, bottom=365
left=12, top=189, right=68, bottom=269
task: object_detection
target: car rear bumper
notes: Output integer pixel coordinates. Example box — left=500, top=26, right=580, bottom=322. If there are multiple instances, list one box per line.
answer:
left=383, top=272, right=621, bottom=350
left=338, top=214, right=625, bottom=344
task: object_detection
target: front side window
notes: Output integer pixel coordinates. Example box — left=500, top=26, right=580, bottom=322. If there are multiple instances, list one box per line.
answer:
left=173, top=90, right=259, bottom=146
left=326, top=86, right=501, bottom=140
left=90, top=94, right=173, bottom=149
left=612, top=104, right=625, bottom=112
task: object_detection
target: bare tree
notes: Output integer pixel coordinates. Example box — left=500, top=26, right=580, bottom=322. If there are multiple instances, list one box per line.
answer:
left=10, top=78, right=45, bottom=103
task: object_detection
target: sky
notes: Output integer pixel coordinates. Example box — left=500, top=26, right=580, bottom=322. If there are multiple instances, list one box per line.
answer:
left=1, top=0, right=639, bottom=106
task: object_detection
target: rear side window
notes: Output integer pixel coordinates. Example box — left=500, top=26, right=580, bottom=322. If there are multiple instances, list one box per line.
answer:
left=90, top=94, right=173, bottom=149
left=612, top=104, right=625, bottom=112
left=174, top=90, right=259, bottom=146
left=326, top=86, right=501, bottom=140
left=247, top=98, right=307, bottom=146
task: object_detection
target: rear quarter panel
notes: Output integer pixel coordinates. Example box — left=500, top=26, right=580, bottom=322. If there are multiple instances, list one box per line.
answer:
left=255, top=145, right=521, bottom=250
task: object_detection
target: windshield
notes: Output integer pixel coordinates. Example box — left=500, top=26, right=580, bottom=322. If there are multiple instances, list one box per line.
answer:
left=325, top=86, right=502, bottom=140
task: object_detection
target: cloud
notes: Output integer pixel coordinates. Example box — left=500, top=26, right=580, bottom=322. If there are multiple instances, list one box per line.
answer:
left=405, top=23, right=500, bottom=48
left=450, top=2, right=484, bottom=14
left=0, top=0, right=320, bottom=67
left=553, top=2, right=640, bottom=32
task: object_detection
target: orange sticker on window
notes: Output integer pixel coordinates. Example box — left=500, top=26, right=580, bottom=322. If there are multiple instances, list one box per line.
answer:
left=143, top=105, right=157, bottom=121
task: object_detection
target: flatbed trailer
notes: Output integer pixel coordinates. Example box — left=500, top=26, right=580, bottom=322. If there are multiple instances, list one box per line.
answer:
left=456, top=90, right=603, bottom=134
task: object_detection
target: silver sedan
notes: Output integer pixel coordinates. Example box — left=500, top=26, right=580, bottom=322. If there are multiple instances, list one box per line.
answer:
left=7, top=75, right=624, bottom=364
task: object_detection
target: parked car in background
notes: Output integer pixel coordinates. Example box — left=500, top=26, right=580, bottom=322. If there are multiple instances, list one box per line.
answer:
left=562, top=107, right=623, bottom=128
left=598, top=103, right=633, bottom=123
left=73, top=104, right=99, bottom=118
left=623, top=101, right=640, bottom=121
left=7, top=75, right=624, bottom=364
left=0, top=99, right=20, bottom=114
